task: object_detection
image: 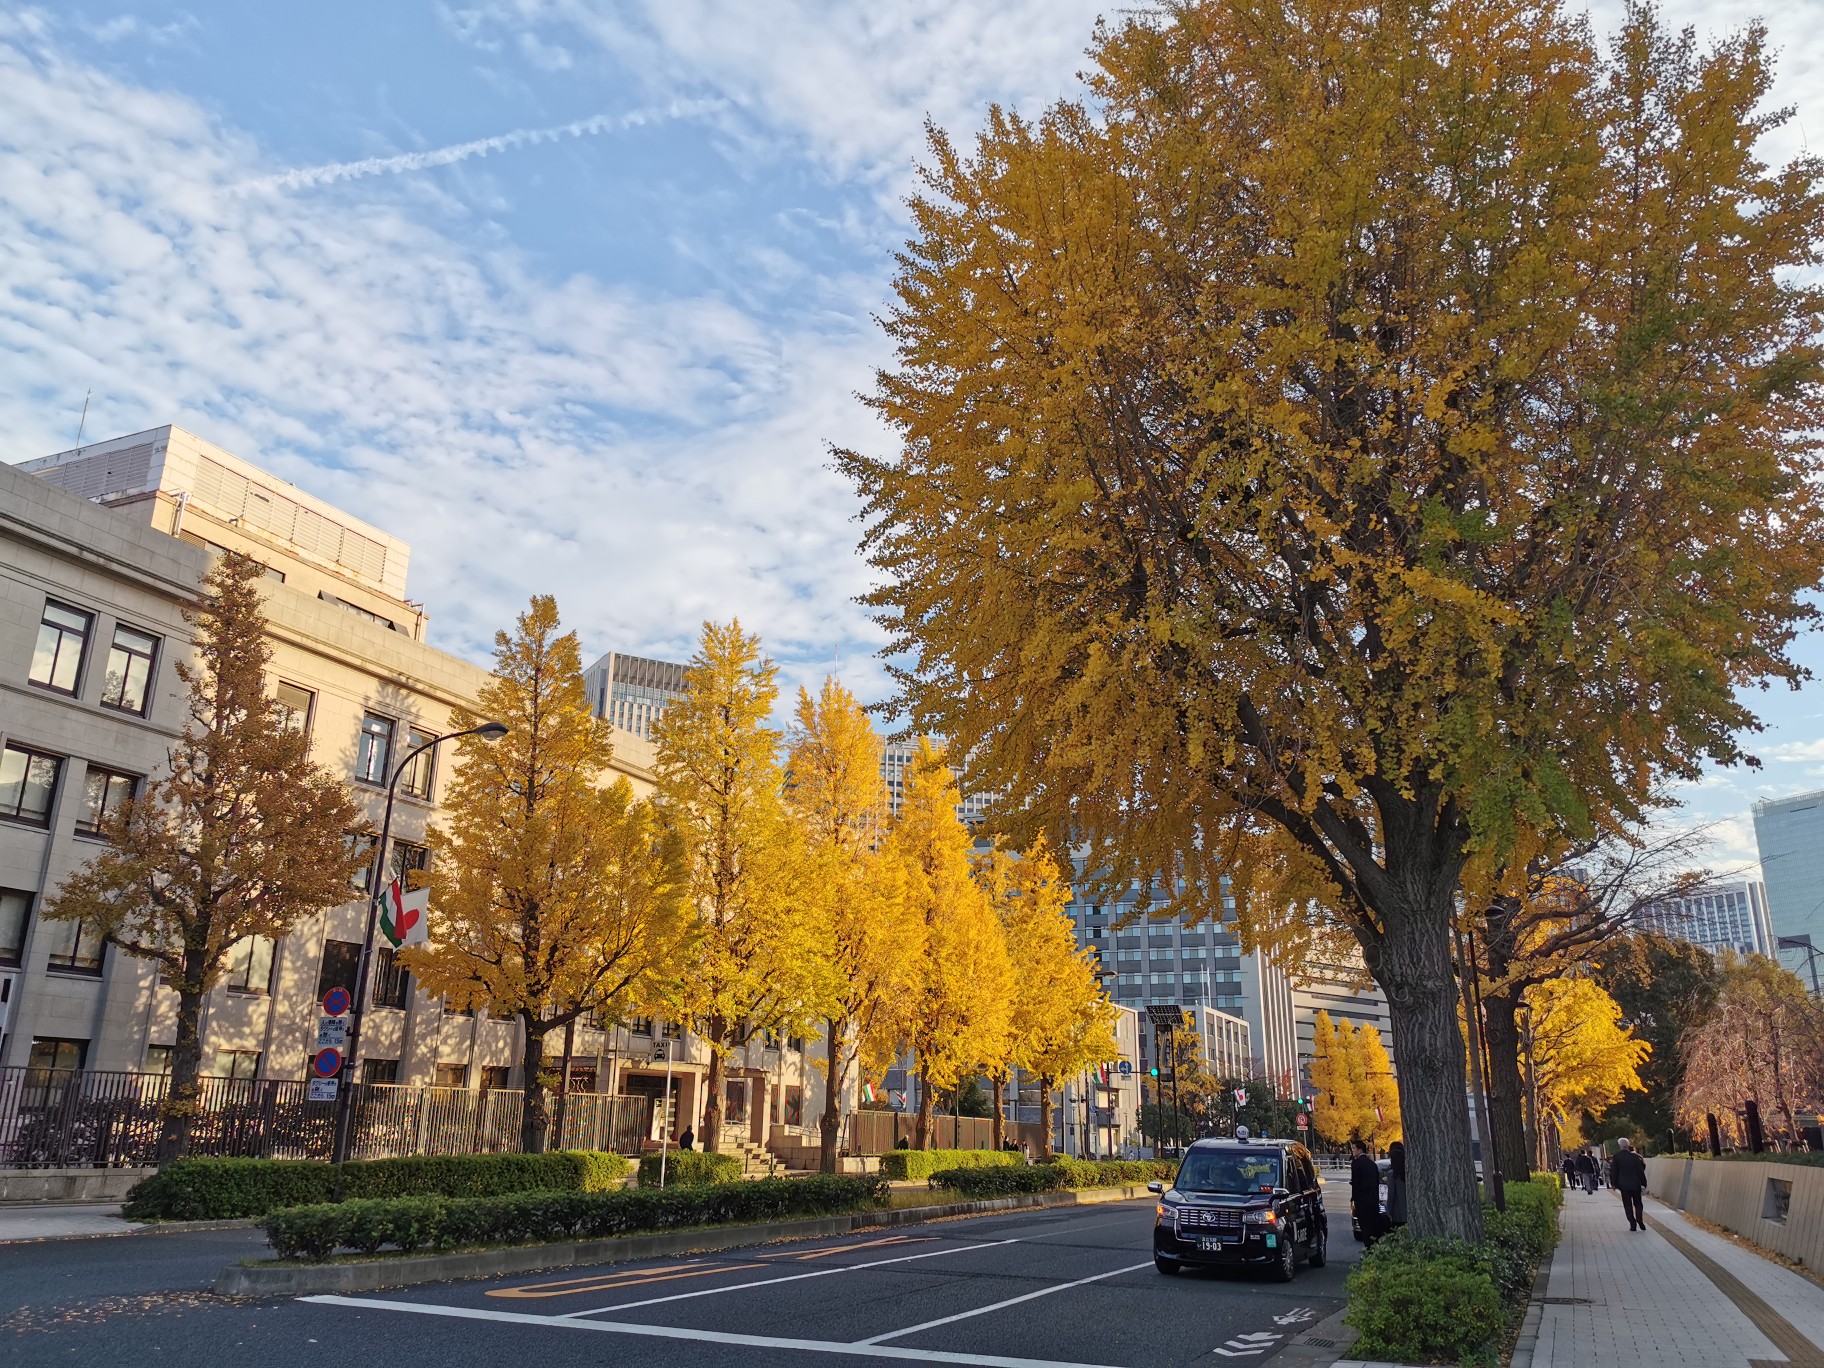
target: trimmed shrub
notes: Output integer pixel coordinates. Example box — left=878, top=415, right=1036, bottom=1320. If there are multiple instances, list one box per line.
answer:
left=1044, top=1158, right=1177, bottom=1187
left=928, top=1165, right=1070, bottom=1197
left=261, top=1173, right=890, bottom=1262
left=1345, top=1235, right=1509, bottom=1368
left=123, top=1150, right=630, bottom=1221
left=124, top=1158, right=337, bottom=1221
left=636, top=1150, right=743, bottom=1189
left=879, top=1149, right=1023, bottom=1181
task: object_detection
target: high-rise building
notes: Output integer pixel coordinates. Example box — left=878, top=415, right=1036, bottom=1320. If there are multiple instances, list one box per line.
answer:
left=1291, top=955, right=1396, bottom=1094
left=1754, top=791, right=1824, bottom=979
left=581, top=652, right=688, bottom=741
left=881, top=738, right=992, bottom=825
left=1637, top=880, right=1775, bottom=959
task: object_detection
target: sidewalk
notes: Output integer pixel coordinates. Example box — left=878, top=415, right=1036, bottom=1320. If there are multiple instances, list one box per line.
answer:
left=1518, top=1184, right=1824, bottom=1368
left=0, top=1201, right=138, bottom=1242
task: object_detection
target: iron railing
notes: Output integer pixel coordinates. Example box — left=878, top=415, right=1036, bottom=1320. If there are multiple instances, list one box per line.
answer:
left=0, top=1068, right=654, bottom=1169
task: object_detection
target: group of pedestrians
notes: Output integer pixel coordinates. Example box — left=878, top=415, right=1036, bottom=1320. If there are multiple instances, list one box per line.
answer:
left=1562, top=1137, right=1651, bottom=1230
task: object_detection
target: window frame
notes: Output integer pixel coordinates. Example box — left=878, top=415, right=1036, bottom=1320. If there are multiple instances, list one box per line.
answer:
left=355, top=712, right=395, bottom=786
left=372, top=946, right=410, bottom=1010
left=0, top=743, right=62, bottom=828
left=224, top=936, right=276, bottom=995
left=43, top=916, right=105, bottom=977
left=99, top=623, right=160, bottom=716
left=397, top=727, right=437, bottom=801
left=274, top=681, right=316, bottom=738
left=74, top=765, right=138, bottom=839
left=29, top=601, right=92, bottom=697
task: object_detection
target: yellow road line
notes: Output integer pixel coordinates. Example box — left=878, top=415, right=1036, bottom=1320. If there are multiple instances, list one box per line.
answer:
left=488, top=1261, right=765, bottom=1300
left=758, top=1234, right=936, bottom=1262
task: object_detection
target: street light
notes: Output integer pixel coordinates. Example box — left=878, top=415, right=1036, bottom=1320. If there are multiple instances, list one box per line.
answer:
left=330, top=720, right=510, bottom=1163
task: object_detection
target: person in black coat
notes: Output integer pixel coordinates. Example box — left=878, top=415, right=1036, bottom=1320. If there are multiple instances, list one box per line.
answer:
left=1349, top=1139, right=1384, bottom=1245
left=678, top=1126, right=695, bottom=1151
left=1610, top=1136, right=1649, bottom=1231
left=1576, top=1148, right=1599, bottom=1195
left=1385, top=1140, right=1408, bottom=1230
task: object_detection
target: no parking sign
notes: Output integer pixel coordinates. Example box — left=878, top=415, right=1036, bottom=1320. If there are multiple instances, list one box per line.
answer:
left=312, top=1047, right=343, bottom=1079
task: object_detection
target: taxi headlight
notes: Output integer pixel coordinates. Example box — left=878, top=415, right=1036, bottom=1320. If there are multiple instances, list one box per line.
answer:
left=1155, top=1204, right=1170, bottom=1223
left=1244, top=1209, right=1278, bottom=1226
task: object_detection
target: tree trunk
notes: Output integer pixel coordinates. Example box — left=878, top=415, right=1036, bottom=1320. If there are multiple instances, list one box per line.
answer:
left=702, top=1039, right=725, bottom=1153
left=1374, top=889, right=1484, bottom=1242
left=519, top=1017, right=550, bottom=1153
left=157, top=985, right=207, bottom=1165
left=1037, top=1075, right=1055, bottom=1159
left=818, top=1017, right=844, bottom=1175
left=990, top=1073, right=1006, bottom=1151
left=915, top=1068, right=934, bottom=1150
left=1482, top=985, right=1533, bottom=1185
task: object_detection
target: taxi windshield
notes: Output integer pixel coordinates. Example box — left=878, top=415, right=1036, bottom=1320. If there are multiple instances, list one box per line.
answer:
left=1174, top=1149, right=1282, bottom=1195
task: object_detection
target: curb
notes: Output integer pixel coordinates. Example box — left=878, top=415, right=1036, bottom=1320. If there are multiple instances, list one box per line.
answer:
left=1271, top=1306, right=1359, bottom=1367
left=1506, top=1253, right=1553, bottom=1368
left=214, top=1185, right=1154, bottom=1297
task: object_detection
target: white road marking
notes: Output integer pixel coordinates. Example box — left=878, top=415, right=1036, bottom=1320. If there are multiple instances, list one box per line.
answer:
left=1272, top=1307, right=1316, bottom=1326
left=855, top=1260, right=1156, bottom=1346
left=1212, top=1330, right=1282, bottom=1357
left=559, top=1237, right=1020, bottom=1318
left=299, top=1294, right=1129, bottom=1368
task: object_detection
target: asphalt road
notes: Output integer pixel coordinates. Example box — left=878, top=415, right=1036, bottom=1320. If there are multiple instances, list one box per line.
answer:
left=1, top=1198, right=1363, bottom=1368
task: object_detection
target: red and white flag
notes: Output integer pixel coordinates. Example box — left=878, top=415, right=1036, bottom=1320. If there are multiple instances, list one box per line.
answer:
left=380, top=880, right=430, bottom=948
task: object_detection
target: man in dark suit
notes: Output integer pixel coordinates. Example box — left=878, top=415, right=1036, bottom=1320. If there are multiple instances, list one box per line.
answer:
left=1350, top=1139, right=1384, bottom=1246
left=1611, top=1137, right=1649, bottom=1231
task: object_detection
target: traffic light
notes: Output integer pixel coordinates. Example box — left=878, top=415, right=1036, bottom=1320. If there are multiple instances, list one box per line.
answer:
left=1148, top=1066, right=1160, bottom=1079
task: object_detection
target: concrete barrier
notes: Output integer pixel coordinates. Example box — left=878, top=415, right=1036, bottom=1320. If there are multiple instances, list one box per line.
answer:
left=1645, top=1155, right=1824, bottom=1269
left=0, top=1167, right=152, bottom=1203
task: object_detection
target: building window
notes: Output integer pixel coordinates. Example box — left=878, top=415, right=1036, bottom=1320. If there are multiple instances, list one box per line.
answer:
left=630, top=1018, right=654, bottom=1037
left=27, top=1037, right=87, bottom=1075
left=143, top=1045, right=173, bottom=1077
left=211, top=1050, right=261, bottom=1081
left=434, top=1063, right=468, bottom=1089
left=372, top=947, right=410, bottom=1010
left=660, top=1021, right=682, bottom=1040
left=43, top=918, right=105, bottom=976
left=356, top=712, right=394, bottom=785
left=275, top=682, right=315, bottom=737
left=443, top=996, right=476, bottom=1019
left=0, top=744, right=61, bottom=827
left=397, top=728, right=436, bottom=801
left=75, top=766, right=138, bottom=838
left=0, top=889, right=28, bottom=966
left=29, top=601, right=91, bottom=695
left=99, top=625, right=159, bottom=715
left=225, top=936, right=276, bottom=994
left=317, top=938, right=363, bottom=1001
left=361, top=1058, right=400, bottom=1084
left=480, top=1065, right=511, bottom=1091
left=783, top=1085, right=804, bottom=1127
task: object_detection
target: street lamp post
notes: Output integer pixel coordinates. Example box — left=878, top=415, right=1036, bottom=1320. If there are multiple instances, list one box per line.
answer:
left=330, top=721, right=509, bottom=1165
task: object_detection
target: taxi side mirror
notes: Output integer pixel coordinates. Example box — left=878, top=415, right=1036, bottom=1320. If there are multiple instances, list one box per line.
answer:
left=1147, top=1181, right=1164, bottom=1194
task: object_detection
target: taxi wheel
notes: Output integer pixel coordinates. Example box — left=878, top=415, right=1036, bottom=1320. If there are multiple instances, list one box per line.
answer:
left=1307, top=1224, right=1328, bottom=1268
left=1270, top=1234, right=1297, bottom=1282
left=1154, top=1254, right=1181, bottom=1275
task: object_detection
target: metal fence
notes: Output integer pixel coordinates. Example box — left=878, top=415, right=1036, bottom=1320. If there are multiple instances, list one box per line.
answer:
left=850, top=1110, right=999, bottom=1154
left=0, top=1067, right=654, bottom=1169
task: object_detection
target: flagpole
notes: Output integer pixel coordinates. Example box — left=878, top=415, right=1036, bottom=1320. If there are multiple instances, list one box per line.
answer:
left=331, top=721, right=507, bottom=1165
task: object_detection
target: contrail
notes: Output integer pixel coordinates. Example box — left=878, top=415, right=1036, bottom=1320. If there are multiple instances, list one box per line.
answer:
left=236, top=99, right=725, bottom=194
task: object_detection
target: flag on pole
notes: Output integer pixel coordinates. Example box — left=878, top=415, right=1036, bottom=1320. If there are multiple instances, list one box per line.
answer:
left=1234, top=1087, right=1248, bottom=1108
left=862, top=1080, right=877, bottom=1104
left=380, top=880, right=430, bottom=948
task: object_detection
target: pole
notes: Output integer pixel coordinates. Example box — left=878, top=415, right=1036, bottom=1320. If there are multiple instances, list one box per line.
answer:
left=330, top=724, right=504, bottom=1165
left=658, top=1043, right=674, bottom=1188
left=1170, top=1035, right=1182, bottom=1154
left=1455, top=925, right=1504, bottom=1212
left=556, top=1018, right=576, bottom=1149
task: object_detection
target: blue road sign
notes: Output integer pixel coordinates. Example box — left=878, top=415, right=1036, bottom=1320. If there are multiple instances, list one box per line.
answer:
left=312, top=1047, right=343, bottom=1079
left=322, top=987, right=352, bottom=1017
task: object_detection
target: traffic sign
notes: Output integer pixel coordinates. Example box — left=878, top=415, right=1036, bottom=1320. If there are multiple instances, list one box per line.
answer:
left=316, top=1017, right=349, bottom=1050
left=322, top=986, right=352, bottom=1017
left=1118, top=1060, right=1133, bottom=1076
left=312, top=1047, right=343, bottom=1079
left=307, top=1078, right=339, bottom=1102
left=1296, top=1113, right=1309, bottom=1129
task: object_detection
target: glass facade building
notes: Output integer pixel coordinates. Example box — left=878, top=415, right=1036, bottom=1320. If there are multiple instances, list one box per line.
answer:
left=1636, top=880, right=1775, bottom=959
left=1753, top=791, right=1824, bottom=980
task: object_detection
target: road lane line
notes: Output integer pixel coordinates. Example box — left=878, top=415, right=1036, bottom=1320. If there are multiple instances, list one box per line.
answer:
left=299, top=1294, right=1128, bottom=1368
left=558, top=1237, right=1021, bottom=1318
left=489, top=1261, right=766, bottom=1299
left=854, top=1260, right=1156, bottom=1345
left=757, top=1234, right=934, bottom=1261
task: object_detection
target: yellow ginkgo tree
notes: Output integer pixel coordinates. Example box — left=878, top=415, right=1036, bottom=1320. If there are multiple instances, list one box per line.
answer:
left=786, top=679, right=923, bottom=1172
left=1522, top=977, right=1649, bottom=1158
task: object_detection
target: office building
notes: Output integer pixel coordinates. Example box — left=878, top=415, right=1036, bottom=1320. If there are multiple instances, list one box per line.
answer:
left=882, top=737, right=993, bottom=824
left=1291, top=954, right=1396, bottom=1095
left=5, top=428, right=823, bottom=1161
left=1754, top=792, right=1824, bottom=979
left=1637, top=880, right=1776, bottom=959
left=582, top=652, right=688, bottom=742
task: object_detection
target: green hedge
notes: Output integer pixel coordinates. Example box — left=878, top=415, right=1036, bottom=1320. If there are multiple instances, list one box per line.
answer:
left=1345, top=1181, right=1561, bottom=1367
left=879, top=1149, right=1023, bottom=1181
left=262, top=1173, right=890, bottom=1262
left=123, top=1151, right=630, bottom=1221
left=1044, top=1158, right=1178, bottom=1186
left=929, top=1166, right=1070, bottom=1197
left=636, top=1150, right=743, bottom=1189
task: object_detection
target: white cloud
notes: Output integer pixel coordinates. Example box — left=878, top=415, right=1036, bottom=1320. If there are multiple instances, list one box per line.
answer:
left=0, top=25, right=892, bottom=680
left=1771, top=738, right=1824, bottom=763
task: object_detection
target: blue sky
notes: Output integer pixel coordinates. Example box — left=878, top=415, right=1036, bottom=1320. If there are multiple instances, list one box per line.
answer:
left=3, top=1, right=1822, bottom=879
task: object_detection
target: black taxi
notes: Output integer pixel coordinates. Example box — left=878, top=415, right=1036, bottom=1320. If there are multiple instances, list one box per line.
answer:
left=1148, top=1137, right=1327, bottom=1281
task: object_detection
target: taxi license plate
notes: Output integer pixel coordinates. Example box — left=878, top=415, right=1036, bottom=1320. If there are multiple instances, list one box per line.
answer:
left=1196, top=1236, right=1232, bottom=1251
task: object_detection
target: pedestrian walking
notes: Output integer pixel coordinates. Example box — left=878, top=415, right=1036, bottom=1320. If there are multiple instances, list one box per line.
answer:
left=1350, top=1139, right=1385, bottom=1246
left=1560, top=1153, right=1577, bottom=1191
left=1577, top=1148, right=1599, bottom=1195
left=1611, top=1136, right=1649, bottom=1231
left=1386, top=1140, right=1408, bottom=1231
